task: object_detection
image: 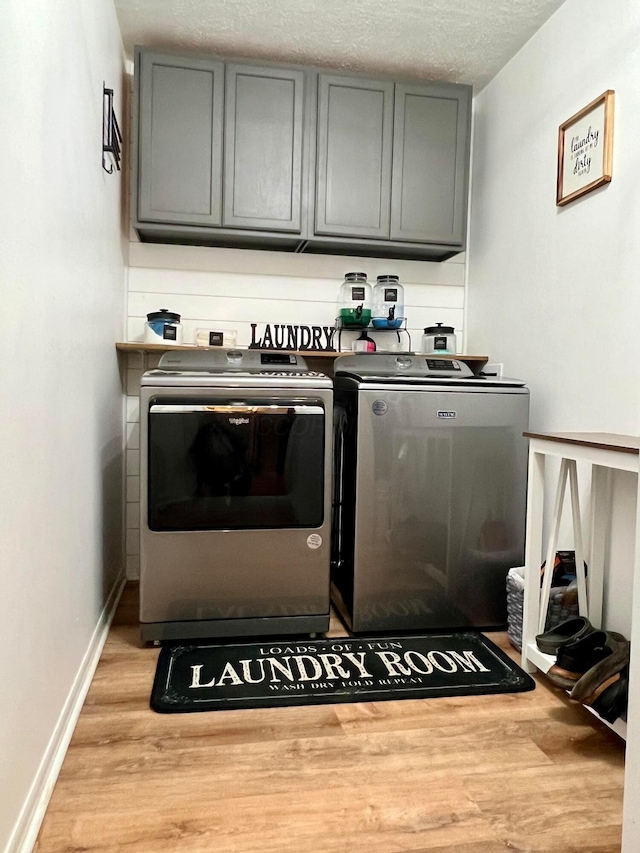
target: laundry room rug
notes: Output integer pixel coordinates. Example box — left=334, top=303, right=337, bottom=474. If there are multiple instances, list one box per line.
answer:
left=150, top=632, right=535, bottom=713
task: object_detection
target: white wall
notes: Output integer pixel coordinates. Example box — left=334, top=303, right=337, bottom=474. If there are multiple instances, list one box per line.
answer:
left=468, top=0, right=640, bottom=634
left=126, top=243, right=466, bottom=349
left=0, top=1, right=126, bottom=850
left=469, top=0, right=640, bottom=430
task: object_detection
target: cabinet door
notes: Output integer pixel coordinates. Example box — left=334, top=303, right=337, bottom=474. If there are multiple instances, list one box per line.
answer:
left=390, top=83, right=471, bottom=245
left=224, top=65, right=304, bottom=233
left=138, top=51, right=224, bottom=226
left=315, top=75, right=394, bottom=239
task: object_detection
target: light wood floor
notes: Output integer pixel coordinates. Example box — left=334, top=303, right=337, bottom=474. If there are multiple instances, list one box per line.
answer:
left=35, top=583, right=625, bottom=853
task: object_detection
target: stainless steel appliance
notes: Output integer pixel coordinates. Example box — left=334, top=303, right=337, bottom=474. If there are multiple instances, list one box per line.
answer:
left=140, top=349, right=333, bottom=642
left=331, top=354, right=529, bottom=632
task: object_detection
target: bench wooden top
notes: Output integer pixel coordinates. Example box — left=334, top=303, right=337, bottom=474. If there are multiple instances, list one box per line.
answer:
left=524, top=431, right=640, bottom=455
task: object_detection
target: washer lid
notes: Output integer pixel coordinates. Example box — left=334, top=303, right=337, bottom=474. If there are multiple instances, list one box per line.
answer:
left=334, top=354, right=526, bottom=387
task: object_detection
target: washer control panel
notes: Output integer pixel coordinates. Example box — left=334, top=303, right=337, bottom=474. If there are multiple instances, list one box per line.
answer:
left=336, top=353, right=474, bottom=379
left=425, top=359, right=462, bottom=371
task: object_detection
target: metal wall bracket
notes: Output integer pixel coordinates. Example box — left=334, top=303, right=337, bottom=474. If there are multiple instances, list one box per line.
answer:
left=102, top=84, right=122, bottom=174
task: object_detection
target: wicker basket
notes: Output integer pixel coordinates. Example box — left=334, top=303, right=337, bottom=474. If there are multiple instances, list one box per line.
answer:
left=506, top=566, right=580, bottom=651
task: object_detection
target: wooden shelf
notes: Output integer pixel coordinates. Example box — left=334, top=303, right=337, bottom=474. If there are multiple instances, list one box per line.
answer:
left=116, top=344, right=489, bottom=378
left=117, top=342, right=338, bottom=357
left=115, top=342, right=489, bottom=364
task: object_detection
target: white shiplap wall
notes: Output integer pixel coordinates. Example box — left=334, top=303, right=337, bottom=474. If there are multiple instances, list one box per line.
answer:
left=124, top=242, right=466, bottom=578
left=127, top=243, right=465, bottom=349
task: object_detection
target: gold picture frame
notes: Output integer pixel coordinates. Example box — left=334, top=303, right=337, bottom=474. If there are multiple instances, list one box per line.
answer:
left=556, top=90, right=615, bottom=206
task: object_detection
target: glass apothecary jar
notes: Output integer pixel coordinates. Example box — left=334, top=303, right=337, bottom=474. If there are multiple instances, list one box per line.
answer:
left=422, top=323, right=457, bottom=354
left=337, top=272, right=372, bottom=328
left=144, top=308, right=183, bottom=345
left=372, top=275, right=404, bottom=329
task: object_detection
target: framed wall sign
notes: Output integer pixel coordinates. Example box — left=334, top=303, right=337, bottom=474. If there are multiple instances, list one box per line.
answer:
left=556, top=90, right=614, bottom=206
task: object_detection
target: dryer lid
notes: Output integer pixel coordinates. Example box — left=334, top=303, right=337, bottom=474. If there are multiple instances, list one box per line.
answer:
left=157, top=348, right=309, bottom=373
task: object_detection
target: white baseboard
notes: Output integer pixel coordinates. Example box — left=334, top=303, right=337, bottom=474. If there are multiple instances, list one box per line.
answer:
left=6, top=571, right=126, bottom=853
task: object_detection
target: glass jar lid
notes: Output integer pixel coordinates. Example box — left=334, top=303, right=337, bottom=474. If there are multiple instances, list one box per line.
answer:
left=147, top=308, right=181, bottom=323
left=424, top=322, right=454, bottom=334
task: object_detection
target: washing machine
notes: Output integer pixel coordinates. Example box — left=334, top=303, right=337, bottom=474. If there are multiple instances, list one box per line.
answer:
left=331, top=354, right=529, bottom=632
left=139, top=349, right=333, bottom=642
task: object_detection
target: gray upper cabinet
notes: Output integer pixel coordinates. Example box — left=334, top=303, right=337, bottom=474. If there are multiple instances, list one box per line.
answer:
left=390, top=83, right=471, bottom=245
left=315, top=75, right=394, bottom=239
left=223, top=65, right=305, bottom=233
left=138, top=51, right=224, bottom=226
left=314, top=75, right=470, bottom=249
left=133, top=48, right=471, bottom=259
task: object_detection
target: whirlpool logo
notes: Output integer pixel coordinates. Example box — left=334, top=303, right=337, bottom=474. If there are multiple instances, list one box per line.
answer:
left=437, top=410, right=457, bottom=419
left=229, top=417, right=249, bottom=425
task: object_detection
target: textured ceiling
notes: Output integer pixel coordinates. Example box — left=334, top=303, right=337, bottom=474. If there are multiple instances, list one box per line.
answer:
left=114, top=0, right=566, bottom=89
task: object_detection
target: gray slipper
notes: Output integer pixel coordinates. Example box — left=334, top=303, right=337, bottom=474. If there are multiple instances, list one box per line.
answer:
left=535, top=616, right=593, bottom=655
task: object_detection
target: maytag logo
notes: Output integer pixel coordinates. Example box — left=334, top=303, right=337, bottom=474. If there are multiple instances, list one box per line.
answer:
left=229, top=417, right=249, bottom=425
left=437, top=410, right=457, bottom=419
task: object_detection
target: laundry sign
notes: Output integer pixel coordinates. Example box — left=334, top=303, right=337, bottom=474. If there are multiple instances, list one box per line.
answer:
left=249, top=323, right=336, bottom=352
left=557, top=90, right=614, bottom=206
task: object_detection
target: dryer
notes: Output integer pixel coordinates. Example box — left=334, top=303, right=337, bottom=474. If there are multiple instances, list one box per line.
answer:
left=140, top=349, right=333, bottom=642
left=331, top=354, right=529, bottom=632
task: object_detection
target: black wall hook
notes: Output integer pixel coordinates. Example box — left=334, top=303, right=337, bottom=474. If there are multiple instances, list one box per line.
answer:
left=102, top=84, right=122, bottom=173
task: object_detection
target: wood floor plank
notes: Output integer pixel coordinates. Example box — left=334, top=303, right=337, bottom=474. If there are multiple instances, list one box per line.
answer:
left=497, top=824, right=622, bottom=853
left=334, top=678, right=576, bottom=731
left=462, top=761, right=624, bottom=851
left=70, top=702, right=346, bottom=748
left=43, top=718, right=551, bottom=800
left=522, top=713, right=625, bottom=765
left=34, top=583, right=625, bottom=853
left=37, top=777, right=503, bottom=853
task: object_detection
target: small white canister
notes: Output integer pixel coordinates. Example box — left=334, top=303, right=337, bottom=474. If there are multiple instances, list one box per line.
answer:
left=144, top=309, right=183, bottom=345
